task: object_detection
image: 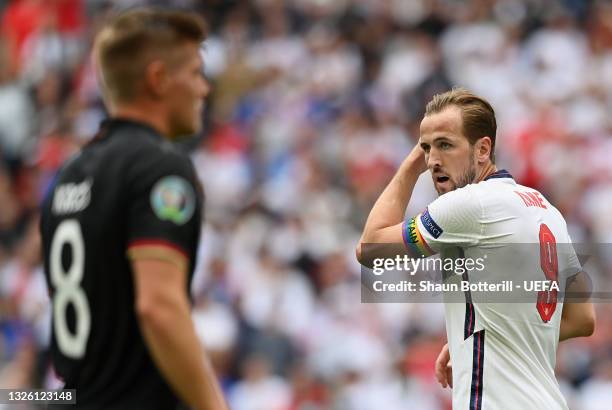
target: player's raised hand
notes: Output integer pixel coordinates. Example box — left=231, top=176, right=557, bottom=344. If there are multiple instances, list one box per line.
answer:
left=435, top=343, right=453, bottom=389
left=406, top=142, right=428, bottom=175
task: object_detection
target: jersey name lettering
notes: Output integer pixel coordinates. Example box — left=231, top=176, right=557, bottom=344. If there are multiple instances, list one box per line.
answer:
left=514, top=190, right=547, bottom=209
left=53, top=180, right=92, bottom=215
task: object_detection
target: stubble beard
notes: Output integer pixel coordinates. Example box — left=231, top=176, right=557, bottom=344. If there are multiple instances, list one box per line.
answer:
left=455, top=160, right=477, bottom=190
left=436, top=159, right=477, bottom=196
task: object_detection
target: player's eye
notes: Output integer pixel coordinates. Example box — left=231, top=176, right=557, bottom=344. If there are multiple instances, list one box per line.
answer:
left=420, top=144, right=430, bottom=153
left=440, top=142, right=452, bottom=150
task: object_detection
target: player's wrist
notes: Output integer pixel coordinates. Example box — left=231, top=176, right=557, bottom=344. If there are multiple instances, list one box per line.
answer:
left=403, top=144, right=428, bottom=174
left=398, top=156, right=426, bottom=183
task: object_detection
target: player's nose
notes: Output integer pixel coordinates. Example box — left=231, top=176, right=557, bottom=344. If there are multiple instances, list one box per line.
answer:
left=427, top=148, right=441, bottom=169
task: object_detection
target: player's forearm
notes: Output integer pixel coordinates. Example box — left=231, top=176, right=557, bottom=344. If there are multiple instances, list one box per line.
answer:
left=559, top=311, right=595, bottom=341
left=559, top=275, right=595, bottom=342
left=559, top=319, right=591, bottom=341
left=138, top=297, right=228, bottom=410
left=559, top=319, right=575, bottom=342
left=360, top=155, right=421, bottom=243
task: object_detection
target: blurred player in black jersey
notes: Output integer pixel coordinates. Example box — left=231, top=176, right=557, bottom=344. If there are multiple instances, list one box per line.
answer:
left=40, top=8, right=228, bottom=410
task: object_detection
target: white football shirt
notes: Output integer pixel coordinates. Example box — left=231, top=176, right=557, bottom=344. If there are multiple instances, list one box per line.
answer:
left=403, top=170, right=581, bottom=410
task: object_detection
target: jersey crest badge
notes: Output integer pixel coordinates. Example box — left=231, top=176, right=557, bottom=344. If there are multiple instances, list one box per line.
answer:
left=150, top=176, right=195, bottom=225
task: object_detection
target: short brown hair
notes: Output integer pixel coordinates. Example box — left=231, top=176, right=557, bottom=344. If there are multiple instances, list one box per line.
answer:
left=94, top=8, right=208, bottom=104
left=425, top=88, right=497, bottom=162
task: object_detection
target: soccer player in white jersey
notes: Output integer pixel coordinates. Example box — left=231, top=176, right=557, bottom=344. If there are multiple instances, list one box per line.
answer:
left=357, top=88, right=595, bottom=410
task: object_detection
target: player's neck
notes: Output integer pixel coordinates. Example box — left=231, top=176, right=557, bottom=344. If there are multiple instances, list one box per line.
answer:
left=111, top=104, right=171, bottom=138
left=475, top=162, right=497, bottom=183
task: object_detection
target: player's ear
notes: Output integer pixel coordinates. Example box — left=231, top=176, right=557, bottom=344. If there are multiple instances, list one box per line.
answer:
left=144, top=59, right=170, bottom=99
left=475, top=136, right=492, bottom=164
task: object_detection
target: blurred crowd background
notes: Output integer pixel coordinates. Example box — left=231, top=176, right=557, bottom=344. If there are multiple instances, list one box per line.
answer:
left=1, top=0, right=612, bottom=409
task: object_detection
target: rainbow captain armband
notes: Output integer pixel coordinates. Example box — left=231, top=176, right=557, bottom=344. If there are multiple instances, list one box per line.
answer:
left=402, top=215, right=435, bottom=258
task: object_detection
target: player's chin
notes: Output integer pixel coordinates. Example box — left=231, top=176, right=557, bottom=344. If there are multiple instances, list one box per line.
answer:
left=190, top=112, right=203, bottom=133
left=175, top=118, right=202, bottom=138
left=188, top=120, right=202, bottom=135
left=435, top=181, right=454, bottom=195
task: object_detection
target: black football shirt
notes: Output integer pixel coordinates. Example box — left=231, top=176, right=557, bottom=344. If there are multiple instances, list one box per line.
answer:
left=40, top=118, right=203, bottom=410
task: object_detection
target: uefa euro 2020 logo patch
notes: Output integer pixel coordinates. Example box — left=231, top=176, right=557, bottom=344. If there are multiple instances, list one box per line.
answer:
left=150, top=176, right=195, bottom=225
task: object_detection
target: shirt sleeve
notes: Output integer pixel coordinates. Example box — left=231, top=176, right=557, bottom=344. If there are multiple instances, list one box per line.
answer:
left=125, top=147, right=202, bottom=271
left=560, top=232, right=582, bottom=281
left=403, top=185, right=482, bottom=258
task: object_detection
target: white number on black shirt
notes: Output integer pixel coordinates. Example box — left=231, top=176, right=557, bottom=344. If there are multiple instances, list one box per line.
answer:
left=50, top=219, right=91, bottom=358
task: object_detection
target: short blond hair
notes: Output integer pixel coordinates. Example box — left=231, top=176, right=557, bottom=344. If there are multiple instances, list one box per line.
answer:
left=94, top=8, right=207, bottom=104
left=425, top=88, right=497, bottom=162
